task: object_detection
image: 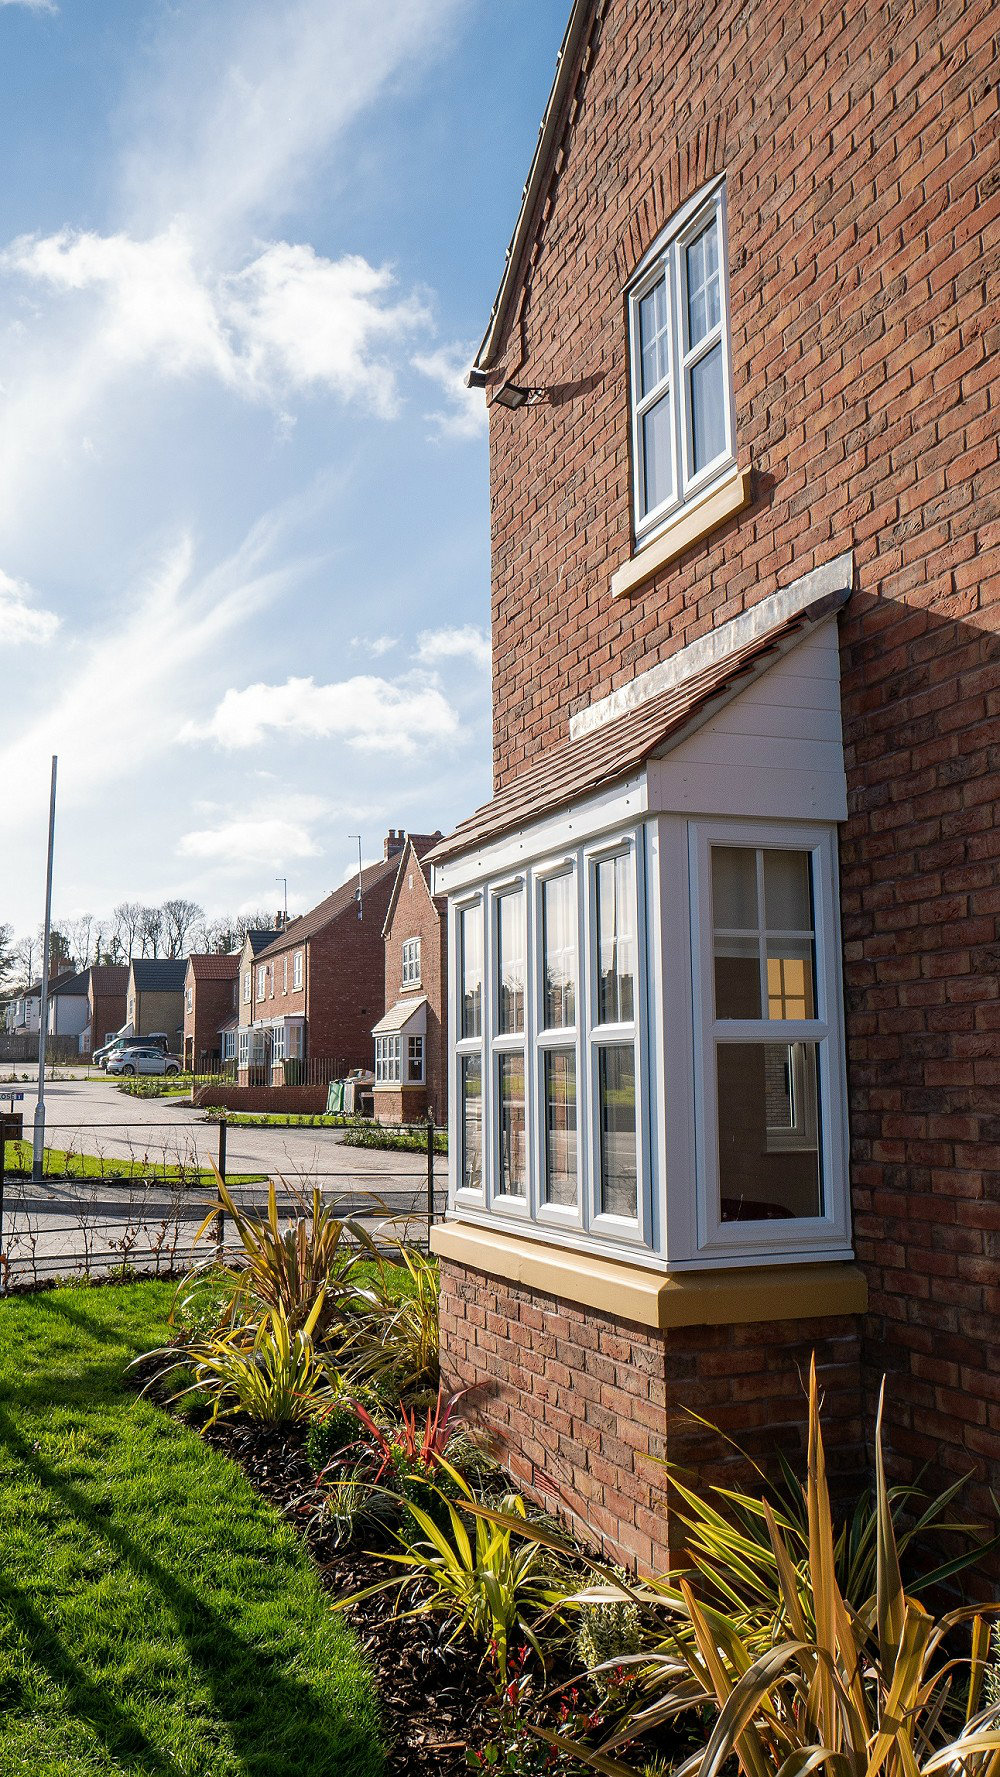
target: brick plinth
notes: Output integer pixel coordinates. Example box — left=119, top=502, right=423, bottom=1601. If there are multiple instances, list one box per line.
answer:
left=440, top=1256, right=864, bottom=1573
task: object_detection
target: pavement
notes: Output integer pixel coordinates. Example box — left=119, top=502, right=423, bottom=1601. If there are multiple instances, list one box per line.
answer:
left=0, top=1074, right=446, bottom=1286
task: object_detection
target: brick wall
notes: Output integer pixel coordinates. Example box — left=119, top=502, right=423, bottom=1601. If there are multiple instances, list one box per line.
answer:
left=305, top=885, right=393, bottom=1068
left=484, top=0, right=1000, bottom=1518
left=440, top=1257, right=864, bottom=1572
left=193, top=1084, right=329, bottom=1114
left=184, top=977, right=238, bottom=1067
left=381, top=854, right=448, bottom=1123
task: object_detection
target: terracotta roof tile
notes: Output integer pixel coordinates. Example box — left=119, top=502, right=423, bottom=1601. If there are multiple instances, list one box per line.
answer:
left=187, top=953, right=241, bottom=979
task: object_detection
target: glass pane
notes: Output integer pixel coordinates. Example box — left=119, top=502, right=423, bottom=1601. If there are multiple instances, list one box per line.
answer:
left=543, top=1049, right=577, bottom=1208
left=498, top=1052, right=526, bottom=1196
left=716, top=1042, right=823, bottom=1221
left=497, top=890, right=525, bottom=1034
left=598, top=1045, right=637, bottom=1219
left=763, top=850, right=813, bottom=932
left=713, top=848, right=761, bottom=1019
left=766, top=944, right=815, bottom=1020
left=460, top=905, right=482, bottom=1039
left=689, top=341, right=726, bottom=471
left=686, top=217, right=721, bottom=347
left=542, top=874, right=576, bottom=1030
left=461, top=1054, right=482, bottom=1192
left=641, top=392, right=673, bottom=516
left=597, top=853, right=636, bottom=1025
left=763, top=851, right=816, bottom=1020
left=638, top=276, right=669, bottom=394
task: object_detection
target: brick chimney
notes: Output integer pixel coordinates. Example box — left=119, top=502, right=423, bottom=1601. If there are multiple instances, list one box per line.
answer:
left=383, top=829, right=406, bottom=860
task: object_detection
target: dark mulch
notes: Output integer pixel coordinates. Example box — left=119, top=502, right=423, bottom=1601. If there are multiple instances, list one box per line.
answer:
left=130, top=1356, right=498, bottom=1775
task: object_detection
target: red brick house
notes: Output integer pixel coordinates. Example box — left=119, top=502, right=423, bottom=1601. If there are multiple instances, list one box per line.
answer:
left=236, top=834, right=419, bottom=1085
left=183, top=953, right=240, bottom=1072
left=86, top=964, right=128, bottom=1055
left=372, top=834, right=447, bottom=1125
left=429, top=0, right=999, bottom=1569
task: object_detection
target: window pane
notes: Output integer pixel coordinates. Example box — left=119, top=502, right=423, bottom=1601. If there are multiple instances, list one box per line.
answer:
left=763, top=851, right=816, bottom=1020
left=497, top=890, right=525, bottom=1034
left=497, top=1052, right=526, bottom=1196
left=763, top=850, right=813, bottom=931
left=713, top=848, right=760, bottom=1018
left=408, top=1034, right=424, bottom=1081
left=597, top=853, right=636, bottom=1025
left=542, top=874, right=576, bottom=1030
left=461, top=1054, right=482, bottom=1191
left=717, top=1041, right=823, bottom=1221
left=686, top=217, right=721, bottom=347
left=543, top=1049, right=577, bottom=1208
left=460, top=906, right=482, bottom=1039
left=689, top=341, right=726, bottom=471
left=641, top=392, right=673, bottom=516
left=598, top=1044, right=637, bottom=1219
left=638, top=276, right=669, bottom=394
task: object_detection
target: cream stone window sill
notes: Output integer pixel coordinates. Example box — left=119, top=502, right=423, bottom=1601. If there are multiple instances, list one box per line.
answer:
left=431, top=1219, right=867, bottom=1330
left=611, top=467, right=751, bottom=601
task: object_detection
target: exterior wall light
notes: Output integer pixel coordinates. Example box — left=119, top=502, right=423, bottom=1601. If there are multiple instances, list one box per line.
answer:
left=492, top=381, right=543, bottom=409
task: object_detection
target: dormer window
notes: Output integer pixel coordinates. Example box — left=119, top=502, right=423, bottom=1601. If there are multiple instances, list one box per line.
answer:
left=628, top=180, right=735, bottom=544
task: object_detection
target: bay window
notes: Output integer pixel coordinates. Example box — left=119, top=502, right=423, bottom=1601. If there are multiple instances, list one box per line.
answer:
left=375, top=1035, right=401, bottom=1083
left=592, top=849, right=639, bottom=1224
left=455, top=899, right=485, bottom=1199
left=408, top=1034, right=424, bottom=1082
left=538, top=870, right=578, bottom=1211
left=493, top=886, right=526, bottom=1198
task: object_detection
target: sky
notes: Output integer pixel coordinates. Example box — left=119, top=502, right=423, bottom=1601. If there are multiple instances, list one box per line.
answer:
left=0, top=0, right=569, bottom=937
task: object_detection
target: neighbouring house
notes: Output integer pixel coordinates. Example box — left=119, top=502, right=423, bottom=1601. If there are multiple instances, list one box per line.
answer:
left=125, top=959, right=186, bottom=1054
left=236, top=833, right=432, bottom=1087
left=183, top=953, right=241, bottom=1073
left=45, top=970, right=91, bottom=1049
left=85, top=964, right=129, bottom=1055
left=428, top=0, right=999, bottom=1572
left=3, top=970, right=74, bottom=1037
left=372, top=833, right=447, bottom=1126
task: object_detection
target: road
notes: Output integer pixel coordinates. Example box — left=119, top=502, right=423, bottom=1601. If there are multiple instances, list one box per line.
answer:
left=0, top=1075, right=446, bottom=1285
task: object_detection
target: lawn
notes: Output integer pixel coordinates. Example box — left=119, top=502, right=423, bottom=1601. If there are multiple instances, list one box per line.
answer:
left=1, top=1141, right=265, bottom=1187
left=0, top=1280, right=384, bottom=1776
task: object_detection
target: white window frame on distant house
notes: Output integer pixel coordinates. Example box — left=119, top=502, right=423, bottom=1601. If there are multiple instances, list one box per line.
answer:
left=402, top=937, right=422, bottom=987
left=238, top=1029, right=249, bottom=1068
left=687, top=818, right=851, bottom=1264
left=243, top=973, right=251, bottom=1004
left=627, top=178, right=736, bottom=545
left=293, top=951, right=304, bottom=991
left=375, top=1034, right=401, bottom=1083
left=282, top=955, right=288, bottom=994
left=257, top=965, right=267, bottom=998
left=286, top=1020, right=304, bottom=1061
left=407, top=1033, right=425, bottom=1082
left=185, top=987, right=193, bottom=1013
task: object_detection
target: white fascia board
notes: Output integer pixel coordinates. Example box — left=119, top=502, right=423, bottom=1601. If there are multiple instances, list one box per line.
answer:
left=430, top=772, right=649, bottom=899
left=570, top=549, right=853, bottom=739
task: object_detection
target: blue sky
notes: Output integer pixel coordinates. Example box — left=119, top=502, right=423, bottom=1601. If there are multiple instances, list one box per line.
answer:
left=0, top=0, right=569, bottom=937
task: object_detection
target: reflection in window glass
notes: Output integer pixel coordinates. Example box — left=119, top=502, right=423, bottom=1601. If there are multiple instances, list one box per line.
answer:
left=690, top=341, right=726, bottom=471
left=638, top=276, right=669, bottom=394
left=497, top=891, right=525, bottom=1035
left=542, top=874, right=576, bottom=1029
left=461, top=1054, right=482, bottom=1191
left=498, top=1053, right=526, bottom=1195
left=460, top=905, right=482, bottom=1039
left=598, top=1044, right=637, bottom=1219
left=597, top=854, right=635, bottom=1025
left=543, top=1050, right=577, bottom=1207
left=717, top=1041, right=822, bottom=1221
left=642, top=395, right=673, bottom=514
left=686, top=218, right=721, bottom=346
left=713, top=847, right=816, bottom=1021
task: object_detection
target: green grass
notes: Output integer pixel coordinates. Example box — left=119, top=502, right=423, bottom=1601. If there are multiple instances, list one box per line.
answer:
left=2, top=1141, right=265, bottom=1188
left=0, top=1280, right=384, bottom=1775
left=202, top=1110, right=448, bottom=1154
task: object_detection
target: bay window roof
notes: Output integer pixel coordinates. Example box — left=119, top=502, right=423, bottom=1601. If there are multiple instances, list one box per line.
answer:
left=372, top=995, right=428, bottom=1037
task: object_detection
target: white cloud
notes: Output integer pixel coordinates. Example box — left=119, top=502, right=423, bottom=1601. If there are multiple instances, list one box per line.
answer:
left=183, top=671, right=460, bottom=754
left=416, top=624, right=489, bottom=670
left=413, top=343, right=486, bottom=440
left=2, top=227, right=427, bottom=416
left=179, top=795, right=328, bottom=868
left=351, top=633, right=399, bottom=657
left=0, top=568, right=59, bottom=644
left=0, top=1, right=56, bottom=10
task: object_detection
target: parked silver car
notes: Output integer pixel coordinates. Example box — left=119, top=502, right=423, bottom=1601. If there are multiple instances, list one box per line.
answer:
left=94, top=1033, right=169, bottom=1069
left=106, top=1047, right=181, bottom=1077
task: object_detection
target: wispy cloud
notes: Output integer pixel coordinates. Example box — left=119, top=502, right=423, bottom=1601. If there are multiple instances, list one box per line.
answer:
left=0, top=0, right=57, bottom=11
left=351, top=633, right=399, bottom=657
left=416, top=623, right=489, bottom=670
left=413, top=342, right=486, bottom=440
left=182, top=670, right=460, bottom=754
left=0, top=568, right=59, bottom=644
left=179, top=794, right=329, bottom=868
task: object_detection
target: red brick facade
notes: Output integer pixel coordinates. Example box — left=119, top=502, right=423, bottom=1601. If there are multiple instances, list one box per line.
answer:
left=373, top=838, right=448, bottom=1126
left=183, top=955, right=239, bottom=1071
left=471, top=0, right=1000, bottom=1531
left=440, top=1259, right=864, bottom=1571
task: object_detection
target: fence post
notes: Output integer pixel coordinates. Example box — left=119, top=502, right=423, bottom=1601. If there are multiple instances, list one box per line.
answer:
left=216, top=1116, right=227, bottom=1258
left=425, top=1109, right=435, bottom=1245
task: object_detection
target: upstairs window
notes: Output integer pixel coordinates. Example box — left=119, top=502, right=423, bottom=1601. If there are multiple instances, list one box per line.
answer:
left=293, top=951, right=304, bottom=991
left=628, top=182, right=734, bottom=542
left=243, top=972, right=251, bottom=1003
left=402, top=937, right=421, bottom=987
left=257, top=965, right=267, bottom=998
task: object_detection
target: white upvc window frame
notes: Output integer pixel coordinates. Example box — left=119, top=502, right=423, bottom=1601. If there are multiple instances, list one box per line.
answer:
left=490, top=877, right=529, bottom=1214
left=452, top=893, right=486, bottom=1207
left=292, top=950, right=304, bottom=991
left=585, top=832, right=651, bottom=1250
left=257, top=965, right=267, bottom=998
left=238, top=1028, right=250, bottom=1068
left=402, top=937, right=422, bottom=987
left=375, top=1034, right=401, bottom=1083
left=627, top=177, right=736, bottom=546
left=243, top=972, right=251, bottom=1004
left=407, top=1033, right=425, bottom=1083
left=282, top=955, right=288, bottom=994
left=533, top=858, right=583, bottom=1233
left=688, top=818, right=851, bottom=1264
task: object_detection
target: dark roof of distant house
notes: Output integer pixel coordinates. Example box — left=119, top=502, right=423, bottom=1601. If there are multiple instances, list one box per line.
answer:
left=89, top=964, right=129, bottom=994
left=187, top=953, right=241, bottom=980
left=48, top=970, right=91, bottom=998
left=263, top=855, right=401, bottom=952
left=428, top=600, right=842, bottom=864
left=246, top=929, right=279, bottom=957
left=129, top=959, right=187, bottom=992
left=22, top=971, right=76, bottom=998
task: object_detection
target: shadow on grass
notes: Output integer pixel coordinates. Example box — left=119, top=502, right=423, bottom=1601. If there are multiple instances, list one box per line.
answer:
left=0, top=1302, right=382, bottom=1777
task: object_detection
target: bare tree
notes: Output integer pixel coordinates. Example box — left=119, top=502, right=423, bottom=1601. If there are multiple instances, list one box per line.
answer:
left=61, top=914, right=95, bottom=972
left=12, top=933, right=38, bottom=986
left=161, top=899, right=204, bottom=958
left=201, top=911, right=274, bottom=953
left=113, top=902, right=144, bottom=959
left=138, top=905, right=164, bottom=958
left=0, top=923, right=15, bottom=986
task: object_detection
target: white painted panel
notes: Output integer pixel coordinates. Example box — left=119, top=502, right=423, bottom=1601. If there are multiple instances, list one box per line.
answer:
left=647, top=760, right=848, bottom=821
left=697, top=702, right=844, bottom=743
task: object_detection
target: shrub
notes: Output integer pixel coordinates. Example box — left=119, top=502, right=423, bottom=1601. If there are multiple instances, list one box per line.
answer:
left=304, top=1401, right=362, bottom=1473
left=162, top=1296, right=331, bottom=1427
left=344, top=1245, right=440, bottom=1397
